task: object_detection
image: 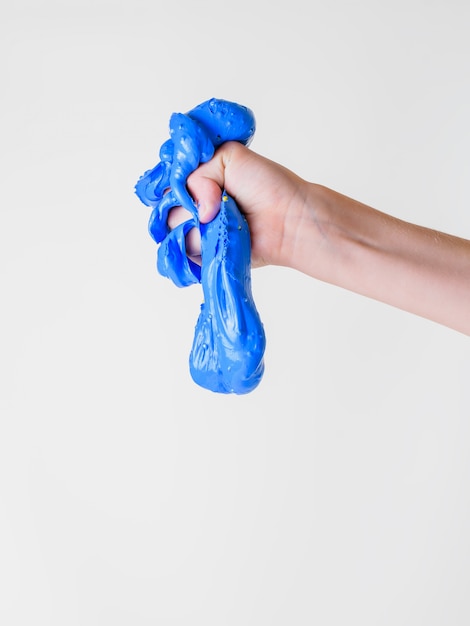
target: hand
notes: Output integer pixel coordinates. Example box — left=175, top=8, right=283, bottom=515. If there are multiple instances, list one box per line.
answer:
left=167, top=141, right=312, bottom=269
left=167, top=140, right=470, bottom=336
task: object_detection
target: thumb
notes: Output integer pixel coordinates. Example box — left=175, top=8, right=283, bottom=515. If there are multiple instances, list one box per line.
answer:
left=187, top=153, right=226, bottom=223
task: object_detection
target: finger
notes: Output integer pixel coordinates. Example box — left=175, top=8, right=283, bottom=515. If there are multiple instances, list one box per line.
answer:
left=187, top=163, right=225, bottom=223
left=185, top=225, right=201, bottom=259
left=167, top=205, right=193, bottom=230
left=166, top=205, right=202, bottom=261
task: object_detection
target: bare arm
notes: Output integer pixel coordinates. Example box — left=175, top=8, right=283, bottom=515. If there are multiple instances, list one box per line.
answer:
left=291, top=184, right=470, bottom=335
left=169, top=141, right=470, bottom=336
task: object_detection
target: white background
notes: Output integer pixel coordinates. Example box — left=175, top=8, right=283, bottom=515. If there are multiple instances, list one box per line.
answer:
left=1, top=0, right=470, bottom=624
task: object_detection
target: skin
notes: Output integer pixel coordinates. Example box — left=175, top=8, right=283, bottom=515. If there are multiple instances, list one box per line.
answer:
left=168, top=141, right=470, bottom=336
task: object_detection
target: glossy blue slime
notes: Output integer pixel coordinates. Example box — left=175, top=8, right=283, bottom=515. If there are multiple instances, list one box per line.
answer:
left=190, top=194, right=265, bottom=394
left=135, top=98, right=265, bottom=394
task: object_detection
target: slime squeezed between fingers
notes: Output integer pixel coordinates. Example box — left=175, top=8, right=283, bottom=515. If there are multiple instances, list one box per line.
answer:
left=135, top=98, right=266, bottom=394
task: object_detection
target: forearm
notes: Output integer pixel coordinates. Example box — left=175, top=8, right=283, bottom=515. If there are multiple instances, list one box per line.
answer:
left=288, top=183, right=470, bottom=335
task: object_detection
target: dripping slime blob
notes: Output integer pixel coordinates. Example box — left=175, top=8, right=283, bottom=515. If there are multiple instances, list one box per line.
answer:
left=135, top=98, right=266, bottom=394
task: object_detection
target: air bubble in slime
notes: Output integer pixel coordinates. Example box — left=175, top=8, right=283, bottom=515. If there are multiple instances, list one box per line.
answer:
left=135, top=98, right=265, bottom=394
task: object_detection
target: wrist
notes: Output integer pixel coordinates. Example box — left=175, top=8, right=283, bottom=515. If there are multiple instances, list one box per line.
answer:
left=284, top=182, right=390, bottom=289
left=280, top=181, right=339, bottom=278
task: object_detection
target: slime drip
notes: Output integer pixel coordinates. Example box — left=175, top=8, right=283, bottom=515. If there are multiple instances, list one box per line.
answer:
left=135, top=98, right=265, bottom=394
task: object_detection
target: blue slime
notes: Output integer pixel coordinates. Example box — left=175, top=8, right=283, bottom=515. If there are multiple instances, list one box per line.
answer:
left=135, top=98, right=265, bottom=394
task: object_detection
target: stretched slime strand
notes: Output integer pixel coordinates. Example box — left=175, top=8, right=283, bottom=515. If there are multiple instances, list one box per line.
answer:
left=135, top=98, right=265, bottom=394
